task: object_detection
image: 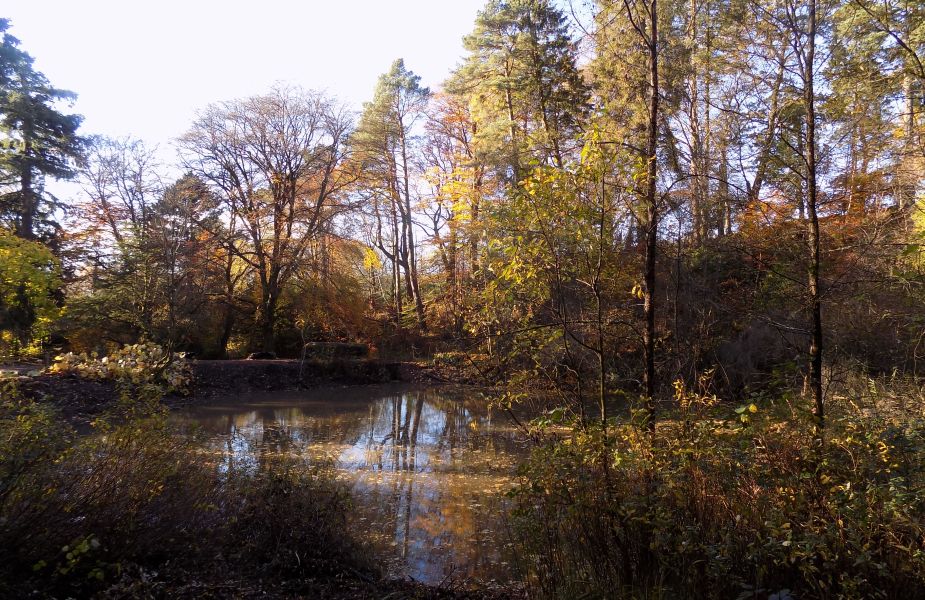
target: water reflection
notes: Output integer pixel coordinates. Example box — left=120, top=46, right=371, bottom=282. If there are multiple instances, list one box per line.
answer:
left=174, top=384, right=528, bottom=584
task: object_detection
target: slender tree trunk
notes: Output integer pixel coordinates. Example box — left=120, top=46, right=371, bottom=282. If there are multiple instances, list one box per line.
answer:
left=803, top=0, right=824, bottom=439
left=504, top=68, right=520, bottom=182
left=469, top=170, right=482, bottom=280
left=17, top=120, right=37, bottom=240
left=642, top=0, right=660, bottom=428
left=688, top=0, right=704, bottom=245
left=718, top=142, right=731, bottom=235
left=390, top=194, right=403, bottom=326
left=597, top=178, right=608, bottom=426
left=399, top=128, right=426, bottom=331
left=900, top=74, right=916, bottom=209
left=468, top=120, right=483, bottom=283
left=703, top=10, right=714, bottom=236
left=447, top=218, right=462, bottom=335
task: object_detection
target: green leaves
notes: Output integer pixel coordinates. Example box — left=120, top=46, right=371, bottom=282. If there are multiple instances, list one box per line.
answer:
left=0, top=230, right=61, bottom=351
left=449, top=0, right=589, bottom=177
left=734, top=403, right=759, bottom=424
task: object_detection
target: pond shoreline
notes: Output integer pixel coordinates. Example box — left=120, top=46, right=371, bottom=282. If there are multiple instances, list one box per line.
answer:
left=4, top=361, right=523, bottom=599
left=8, top=359, right=451, bottom=425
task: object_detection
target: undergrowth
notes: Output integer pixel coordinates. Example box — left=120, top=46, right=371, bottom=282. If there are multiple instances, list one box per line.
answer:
left=0, top=381, right=370, bottom=598
left=506, top=373, right=925, bottom=599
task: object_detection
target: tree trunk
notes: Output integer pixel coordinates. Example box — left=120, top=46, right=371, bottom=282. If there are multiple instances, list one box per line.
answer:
left=260, top=304, right=276, bottom=354
left=398, top=125, right=426, bottom=331
left=505, top=71, right=520, bottom=182
left=803, top=0, right=824, bottom=439
left=259, top=279, right=278, bottom=353
left=718, top=142, right=731, bottom=235
left=17, top=120, right=37, bottom=240
left=642, top=0, right=660, bottom=428
left=688, top=0, right=704, bottom=245
left=390, top=194, right=403, bottom=326
left=219, top=307, right=236, bottom=359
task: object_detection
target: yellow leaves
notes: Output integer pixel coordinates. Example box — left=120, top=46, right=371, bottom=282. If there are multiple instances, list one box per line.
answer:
left=734, top=403, right=759, bottom=424
left=876, top=440, right=894, bottom=467
left=631, top=284, right=645, bottom=300
left=579, top=130, right=599, bottom=165
left=0, top=230, right=62, bottom=338
left=362, top=246, right=382, bottom=271
left=675, top=375, right=720, bottom=412
left=673, top=379, right=685, bottom=402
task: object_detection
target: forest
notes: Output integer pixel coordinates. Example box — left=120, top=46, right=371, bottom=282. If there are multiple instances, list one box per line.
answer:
left=2, top=0, right=925, bottom=598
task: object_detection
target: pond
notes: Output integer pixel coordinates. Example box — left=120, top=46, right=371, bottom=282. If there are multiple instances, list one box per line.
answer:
left=173, top=383, right=531, bottom=585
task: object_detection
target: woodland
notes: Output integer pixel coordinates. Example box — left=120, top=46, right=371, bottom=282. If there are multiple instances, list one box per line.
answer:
left=2, top=0, right=925, bottom=597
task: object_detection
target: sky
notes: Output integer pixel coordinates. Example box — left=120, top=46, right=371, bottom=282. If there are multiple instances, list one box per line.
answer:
left=4, top=0, right=487, bottom=155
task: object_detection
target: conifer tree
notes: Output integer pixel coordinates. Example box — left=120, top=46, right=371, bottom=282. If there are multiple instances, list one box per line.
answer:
left=0, top=19, right=83, bottom=243
left=354, top=59, right=430, bottom=330
left=448, top=0, right=590, bottom=182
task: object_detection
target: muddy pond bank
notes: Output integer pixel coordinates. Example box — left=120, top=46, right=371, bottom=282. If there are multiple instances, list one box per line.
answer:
left=8, top=359, right=444, bottom=424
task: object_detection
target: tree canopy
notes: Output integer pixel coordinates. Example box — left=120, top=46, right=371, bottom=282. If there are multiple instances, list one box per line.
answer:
left=0, top=18, right=82, bottom=243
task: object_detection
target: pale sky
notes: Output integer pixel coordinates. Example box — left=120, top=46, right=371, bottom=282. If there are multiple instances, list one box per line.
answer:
left=4, top=0, right=487, bottom=152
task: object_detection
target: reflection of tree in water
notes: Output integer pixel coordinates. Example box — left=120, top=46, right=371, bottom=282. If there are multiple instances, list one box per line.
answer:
left=353, top=391, right=516, bottom=582
left=177, top=387, right=526, bottom=584
left=366, top=394, right=425, bottom=472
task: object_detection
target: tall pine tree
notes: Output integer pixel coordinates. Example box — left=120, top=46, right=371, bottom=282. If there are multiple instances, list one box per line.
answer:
left=448, top=0, right=589, bottom=182
left=0, top=19, right=83, bottom=243
left=354, top=59, right=431, bottom=330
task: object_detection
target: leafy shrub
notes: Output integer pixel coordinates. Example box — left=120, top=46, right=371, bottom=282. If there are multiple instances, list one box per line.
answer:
left=0, top=231, right=62, bottom=356
left=50, top=342, right=192, bottom=393
left=433, top=351, right=468, bottom=366
left=0, top=385, right=216, bottom=595
left=507, top=375, right=925, bottom=599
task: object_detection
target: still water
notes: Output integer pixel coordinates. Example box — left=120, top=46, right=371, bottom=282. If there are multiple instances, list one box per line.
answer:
left=173, top=384, right=530, bottom=585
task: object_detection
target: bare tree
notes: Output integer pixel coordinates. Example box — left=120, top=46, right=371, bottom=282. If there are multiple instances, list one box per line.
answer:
left=77, top=137, right=162, bottom=248
left=178, top=86, right=354, bottom=353
left=73, top=136, right=165, bottom=338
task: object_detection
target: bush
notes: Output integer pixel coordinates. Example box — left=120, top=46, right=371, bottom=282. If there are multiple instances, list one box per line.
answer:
left=0, top=232, right=62, bottom=356
left=0, top=383, right=370, bottom=598
left=49, top=342, right=193, bottom=394
left=225, top=460, right=365, bottom=579
left=506, top=375, right=925, bottom=599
